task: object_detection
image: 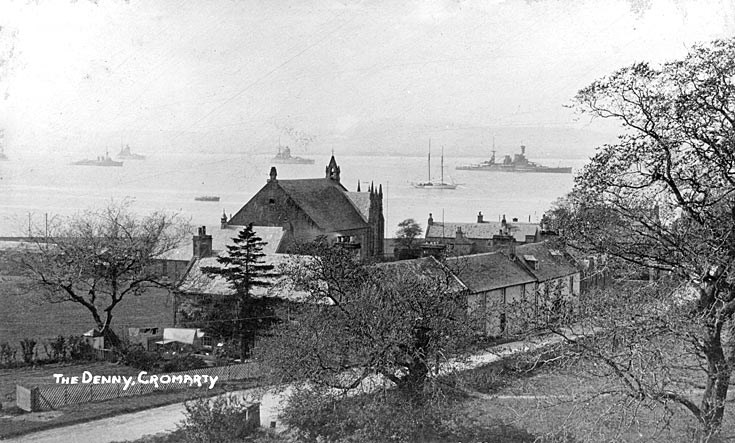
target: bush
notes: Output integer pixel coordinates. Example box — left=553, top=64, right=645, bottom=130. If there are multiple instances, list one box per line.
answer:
left=49, top=335, right=67, bottom=361
left=179, top=395, right=258, bottom=443
left=160, top=354, right=208, bottom=372
left=0, top=342, right=17, bottom=366
left=123, top=346, right=160, bottom=371
left=282, top=387, right=538, bottom=443
left=67, top=336, right=94, bottom=361
left=19, top=338, right=36, bottom=364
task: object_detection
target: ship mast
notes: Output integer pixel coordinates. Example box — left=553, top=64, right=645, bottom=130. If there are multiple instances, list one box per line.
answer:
left=428, top=138, right=431, bottom=182
left=441, top=145, right=444, bottom=184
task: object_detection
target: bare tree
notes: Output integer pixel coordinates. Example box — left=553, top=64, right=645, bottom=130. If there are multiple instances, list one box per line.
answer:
left=13, top=203, right=189, bottom=349
left=552, top=38, right=735, bottom=438
left=256, top=238, right=474, bottom=395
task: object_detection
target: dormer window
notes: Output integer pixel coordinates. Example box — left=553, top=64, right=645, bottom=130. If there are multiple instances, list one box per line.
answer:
left=523, top=254, right=539, bottom=270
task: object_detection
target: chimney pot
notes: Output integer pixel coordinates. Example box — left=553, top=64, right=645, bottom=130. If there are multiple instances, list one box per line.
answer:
left=477, top=211, right=484, bottom=223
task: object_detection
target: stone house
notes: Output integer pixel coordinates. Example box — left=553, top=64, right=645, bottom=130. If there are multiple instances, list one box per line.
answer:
left=423, top=212, right=544, bottom=256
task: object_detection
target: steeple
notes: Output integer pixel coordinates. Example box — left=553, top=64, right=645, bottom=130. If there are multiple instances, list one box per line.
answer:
left=325, top=155, right=340, bottom=182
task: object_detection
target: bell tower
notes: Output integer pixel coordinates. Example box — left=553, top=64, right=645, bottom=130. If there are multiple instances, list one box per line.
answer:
left=325, top=155, right=340, bottom=183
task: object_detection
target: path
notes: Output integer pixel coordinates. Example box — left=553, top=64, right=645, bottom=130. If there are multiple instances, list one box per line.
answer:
left=5, top=329, right=581, bottom=443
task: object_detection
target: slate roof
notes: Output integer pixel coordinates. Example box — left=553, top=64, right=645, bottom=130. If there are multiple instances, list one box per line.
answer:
left=514, top=242, right=579, bottom=282
left=344, top=192, right=371, bottom=222
left=445, top=252, right=536, bottom=293
left=160, top=226, right=285, bottom=261
left=377, top=256, right=467, bottom=293
left=426, top=221, right=539, bottom=243
left=177, top=253, right=311, bottom=302
left=277, top=179, right=369, bottom=231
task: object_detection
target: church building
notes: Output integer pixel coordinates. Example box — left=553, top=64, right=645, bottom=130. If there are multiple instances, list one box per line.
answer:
left=224, top=156, right=385, bottom=259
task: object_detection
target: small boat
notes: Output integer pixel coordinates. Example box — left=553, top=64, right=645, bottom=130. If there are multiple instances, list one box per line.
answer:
left=117, top=144, right=146, bottom=160
left=195, top=196, right=220, bottom=202
left=271, top=146, right=315, bottom=164
left=413, top=141, right=457, bottom=190
left=72, top=152, right=123, bottom=167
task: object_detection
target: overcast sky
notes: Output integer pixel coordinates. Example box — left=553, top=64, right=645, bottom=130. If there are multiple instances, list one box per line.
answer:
left=1, top=0, right=734, bottom=156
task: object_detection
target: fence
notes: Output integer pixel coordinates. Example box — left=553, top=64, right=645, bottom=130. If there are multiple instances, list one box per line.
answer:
left=16, top=361, right=262, bottom=412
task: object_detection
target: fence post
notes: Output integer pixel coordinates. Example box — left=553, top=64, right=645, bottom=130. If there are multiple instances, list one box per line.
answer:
left=90, top=384, right=93, bottom=402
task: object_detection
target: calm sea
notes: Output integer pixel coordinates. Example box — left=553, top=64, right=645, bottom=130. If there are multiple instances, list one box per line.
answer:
left=0, top=152, right=587, bottom=237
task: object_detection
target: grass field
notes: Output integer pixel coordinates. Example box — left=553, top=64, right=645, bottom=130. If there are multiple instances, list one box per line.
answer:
left=0, top=278, right=175, bottom=349
left=456, top=356, right=735, bottom=442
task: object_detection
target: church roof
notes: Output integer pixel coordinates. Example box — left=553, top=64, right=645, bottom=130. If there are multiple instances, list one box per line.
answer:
left=277, top=179, right=369, bottom=231
left=345, top=192, right=371, bottom=222
left=426, top=221, right=539, bottom=243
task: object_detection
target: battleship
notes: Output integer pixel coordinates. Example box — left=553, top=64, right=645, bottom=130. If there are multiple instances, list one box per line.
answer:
left=271, top=146, right=315, bottom=164
left=117, top=144, right=146, bottom=160
left=456, top=145, right=572, bottom=173
left=72, top=152, right=123, bottom=167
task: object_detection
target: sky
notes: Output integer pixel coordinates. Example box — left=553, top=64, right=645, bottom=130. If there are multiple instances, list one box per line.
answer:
left=1, top=0, right=734, bottom=157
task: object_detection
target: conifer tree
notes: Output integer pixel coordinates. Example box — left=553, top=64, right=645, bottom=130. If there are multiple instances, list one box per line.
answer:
left=200, top=223, right=277, bottom=358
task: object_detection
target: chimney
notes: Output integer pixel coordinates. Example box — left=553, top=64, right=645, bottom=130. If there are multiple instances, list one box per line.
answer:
left=269, top=167, right=277, bottom=183
left=455, top=226, right=465, bottom=241
left=501, top=214, right=507, bottom=234
left=193, top=226, right=213, bottom=258
left=428, top=213, right=434, bottom=226
left=477, top=211, right=484, bottom=223
left=507, top=240, right=516, bottom=260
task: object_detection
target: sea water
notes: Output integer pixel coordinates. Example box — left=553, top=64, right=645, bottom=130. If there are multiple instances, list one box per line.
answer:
left=0, top=152, right=586, bottom=236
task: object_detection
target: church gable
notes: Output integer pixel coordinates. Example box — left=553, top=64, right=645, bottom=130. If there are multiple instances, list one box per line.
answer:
left=228, top=180, right=315, bottom=230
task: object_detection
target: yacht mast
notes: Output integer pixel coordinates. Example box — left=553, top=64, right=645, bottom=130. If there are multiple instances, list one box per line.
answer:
left=428, top=138, right=431, bottom=182
left=441, top=145, right=444, bottom=184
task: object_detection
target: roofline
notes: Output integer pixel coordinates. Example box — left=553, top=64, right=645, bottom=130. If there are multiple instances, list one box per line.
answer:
left=275, top=179, right=366, bottom=231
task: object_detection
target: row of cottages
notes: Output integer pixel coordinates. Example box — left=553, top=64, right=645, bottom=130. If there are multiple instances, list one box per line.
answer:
left=423, top=212, right=552, bottom=256
left=175, top=230, right=580, bottom=339
left=445, top=241, right=581, bottom=336
left=222, top=155, right=385, bottom=260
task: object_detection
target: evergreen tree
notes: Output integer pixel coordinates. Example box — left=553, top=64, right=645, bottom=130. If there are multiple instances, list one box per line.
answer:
left=200, top=223, right=278, bottom=359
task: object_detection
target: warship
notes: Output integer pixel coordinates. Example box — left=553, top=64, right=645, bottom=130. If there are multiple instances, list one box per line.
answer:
left=456, top=145, right=572, bottom=173
left=117, top=144, right=146, bottom=160
left=72, top=152, right=123, bottom=167
left=271, top=146, right=315, bottom=164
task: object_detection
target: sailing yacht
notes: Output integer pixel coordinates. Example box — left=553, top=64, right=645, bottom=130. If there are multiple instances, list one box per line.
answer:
left=413, top=140, right=457, bottom=189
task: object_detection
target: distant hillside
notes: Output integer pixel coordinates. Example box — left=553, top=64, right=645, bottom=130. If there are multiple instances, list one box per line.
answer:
left=17, top=123, right=618, bottom=159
